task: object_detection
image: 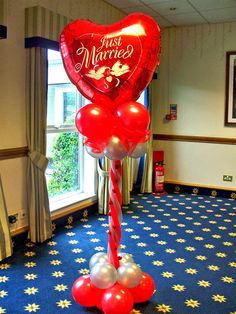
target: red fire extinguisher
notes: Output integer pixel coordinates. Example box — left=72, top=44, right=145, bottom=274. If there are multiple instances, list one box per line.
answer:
left=154, top=162, right=165, bottom=194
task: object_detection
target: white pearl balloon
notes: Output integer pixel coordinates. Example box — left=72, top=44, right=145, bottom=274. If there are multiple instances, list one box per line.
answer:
left=90, top=262, right=117, bottom=289
left=89, top=252, right=108, bottom=270
left=120, top=253, right=134, bottom=265
left=129, top=142, right=147, bottom=158
left=85, top=145, right=105, bottom=158
left=104, top=136, right=127, bottom=160
left=117, top=262, right=142, bottom=288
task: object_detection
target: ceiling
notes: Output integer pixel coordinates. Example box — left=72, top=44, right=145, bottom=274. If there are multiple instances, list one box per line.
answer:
left=104, top=0, right=236, bottom=27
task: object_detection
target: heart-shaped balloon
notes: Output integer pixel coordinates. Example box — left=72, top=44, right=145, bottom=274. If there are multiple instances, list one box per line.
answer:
left=60, top=13, right=160, bottom=111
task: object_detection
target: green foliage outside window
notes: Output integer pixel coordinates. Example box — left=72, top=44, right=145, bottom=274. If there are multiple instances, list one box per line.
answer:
left=47, top=132, right=79, bottom=197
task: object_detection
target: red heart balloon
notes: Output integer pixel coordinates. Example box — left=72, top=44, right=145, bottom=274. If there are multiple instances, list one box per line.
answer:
left=60, top=13, right=160, bottom=111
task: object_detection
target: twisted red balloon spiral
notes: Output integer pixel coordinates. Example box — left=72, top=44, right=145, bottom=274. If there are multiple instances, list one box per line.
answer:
left=108, top=160, right=122, bottom=269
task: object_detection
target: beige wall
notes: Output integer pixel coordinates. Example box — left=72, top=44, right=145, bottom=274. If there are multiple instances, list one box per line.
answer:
left=153, top=22, right=236, bottom=189
left=0, top=0, right=124, bottom=231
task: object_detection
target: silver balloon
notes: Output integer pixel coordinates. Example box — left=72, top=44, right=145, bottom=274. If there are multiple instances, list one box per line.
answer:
left=120, top=253, right=134, bottom=265
left=117, top=262, right=142, bottom=288
left=90, top=262, right=117, bottom=289
left=85, top=145, right=105, bottom=158
left=89, top=252, right=108, bottom=270
left=129, top=142, right=147, bottom=158
left=104, top=136, right=127, bottom=160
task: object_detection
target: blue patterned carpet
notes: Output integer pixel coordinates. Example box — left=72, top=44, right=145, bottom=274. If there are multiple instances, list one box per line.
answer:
left=0, top=193, right=236, bottom=314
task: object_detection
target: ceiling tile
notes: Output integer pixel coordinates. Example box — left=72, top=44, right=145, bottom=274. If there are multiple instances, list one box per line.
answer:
left=189, top=0, right=236, bottom=11
left=148, top=0, right=196, bottom=16
left=152, top=15, right=173, bottom=27
left=164, top=12, right=207, bottom=26
left=121, top=5, right=159, bottom=17
left=201, top=7, right=236, bottom=23
left=104, top=0, right=141, bottom=9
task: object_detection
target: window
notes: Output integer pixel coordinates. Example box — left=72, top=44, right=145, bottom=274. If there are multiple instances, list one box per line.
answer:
left=46, top=50, right=96, bottom=211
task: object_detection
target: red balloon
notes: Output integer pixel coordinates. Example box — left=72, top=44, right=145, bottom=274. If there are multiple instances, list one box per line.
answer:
left=101, top=283, right=134, bottom=314
left=72, top=275, right=103, bottom=307
left=129, top=272, right=155, bottom=303
left=115, top=101, right=150, bottom=131
left=75, top=103, right=114, bottom=140
left=60, top=13, right=160, bottom=108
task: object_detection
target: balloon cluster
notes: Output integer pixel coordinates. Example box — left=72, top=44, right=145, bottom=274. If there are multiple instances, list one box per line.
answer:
left=60, top=11, right=161, bottom=314
left=72, top=252, right=155, bottom=314
left=75, top=100, right=150, bottom=160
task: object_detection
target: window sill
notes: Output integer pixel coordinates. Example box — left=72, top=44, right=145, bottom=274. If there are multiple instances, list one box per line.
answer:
left=50, top=192, right=98, bottom=220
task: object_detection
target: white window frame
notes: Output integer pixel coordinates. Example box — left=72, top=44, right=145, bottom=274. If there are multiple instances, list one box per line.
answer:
left=46, top=49, right=97, bottom=212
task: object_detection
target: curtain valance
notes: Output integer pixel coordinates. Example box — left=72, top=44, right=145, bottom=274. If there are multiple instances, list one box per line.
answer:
left=25, top=6, right=72, bottom=48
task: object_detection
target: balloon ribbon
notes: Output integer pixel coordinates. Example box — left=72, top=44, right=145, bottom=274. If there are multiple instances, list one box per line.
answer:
left=108, top=160, right=122, bottom=269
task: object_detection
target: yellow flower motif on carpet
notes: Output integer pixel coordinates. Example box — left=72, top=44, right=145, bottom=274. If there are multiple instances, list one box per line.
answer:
left=0, top=290, right=8, bottom=298
left=221, top=276, right=235, bottom=283
left=172, top=284, right=186, bottom=292
left=216, top=252, right=227, bottom=258
left=50, top=260, right=62, bottom=266
left=144, top=251, right=155, bottom=256
left=156, top=304, right=172, bottom=313
left=197, top=280, right=211, bottom=287
left=24, top=262, right=36, bottom=268
left=0, top=276, right=9, bottom=283
left=0, top=307, right=6, bottom=313
left=86, top=231, right=96, bottom=235
left=52, top=271, right=64, bottom=278
left=47, top=241, right=57, bottom=246
left=24, top=303, right=40, bottom=312
left=150, top=233, right=159, bottom=237
left=174, top=258, right=186, bottom=263
left=24, top=274, right=38, bottom=280
left=130, top=235, right=140, bottom=239
left=185, top=246, right=195, bottom=251
left=75, top=258, right=86, bottom=263
left=56, top=299, right=72, bottom=308
left=157, top=241, right=167, bottom=245
left=223, top=241, right=233, bottom=246
left=185, top=299, right=200, bottom=308
left=212, top=294, right=227, bottom=303
left=166, top=249, right=176, bottom=254
left=194, top=237, right=204, bottom=241
left=176, top=239, right=186, bottom=243
left=54, top=284, right=68, bottom=292
left=204, top=244, right=215, bottom=249
left=130, top=309, right=142, bottom=314
left=152, top=260, right=164, bottom=266
left=196, top=255, right=207, bottom=261
left=94, top=246, right=105, bottom=251
left=24, top=287, right=38, bottom=295
left=69, top=240, right=79, bottom=244
left=0, top=264, right=10, bottom=270
left=185, top=268, right=198, bottom=275
left=24, top=252, right=36, bottom=257
left=71, top=248, right=83, bottom=253
left=208, top=265, right=220, bottom=271
left=79, top=268, right=90, bottom=275
left=48, top=250, right=59, bottom=255
left=212, top=234, right=221, bottom=238
left=137, top=242, right=147, bottom=247
left=161, top=272, right=174, bottom=278
left=229, top=262, right=236, bottom=268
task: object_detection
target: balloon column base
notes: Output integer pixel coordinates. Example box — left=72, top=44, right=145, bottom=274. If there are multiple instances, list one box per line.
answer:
left=72, top=272, right=155, bottom=314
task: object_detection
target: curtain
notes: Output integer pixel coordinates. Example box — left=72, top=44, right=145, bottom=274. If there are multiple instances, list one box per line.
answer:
left=141, top=84, right=154, bottom=193
left=97, top=158, right=110, bottom=214
left=0, top=175, right=13, bottom=261
left=26, top=47, right=52, bottom=243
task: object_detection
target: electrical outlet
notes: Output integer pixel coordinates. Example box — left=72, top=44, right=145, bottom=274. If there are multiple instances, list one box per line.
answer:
left=8, top=213, right=18, bottom=224
left=223, top=175, right=233, bottom=182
